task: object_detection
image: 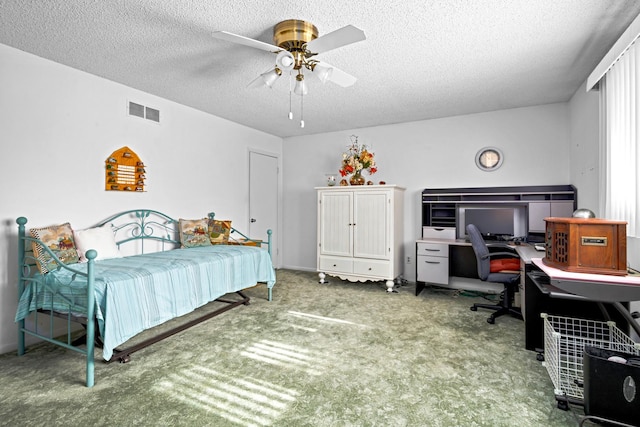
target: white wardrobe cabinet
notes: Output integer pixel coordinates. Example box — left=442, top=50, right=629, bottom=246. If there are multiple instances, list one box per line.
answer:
left=316, top=185, right=405, bottom=292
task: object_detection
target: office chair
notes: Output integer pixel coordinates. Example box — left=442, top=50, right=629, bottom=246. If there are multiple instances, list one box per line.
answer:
left=467, top=224, right=523, bottom=324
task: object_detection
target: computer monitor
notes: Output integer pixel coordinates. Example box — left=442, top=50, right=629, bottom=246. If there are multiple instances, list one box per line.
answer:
left=457, top=205, right=526, bottom=240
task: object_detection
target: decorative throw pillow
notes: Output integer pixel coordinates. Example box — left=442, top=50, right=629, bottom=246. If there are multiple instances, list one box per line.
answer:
left=208, top=219, right=232, bottom=244
left=73, top=224, right=123, bottom=262
left=30, top=223, right=80, bottom=273
left=490, top=258, right=520, bottom=273
left=179, top=218, right=212, bottom=248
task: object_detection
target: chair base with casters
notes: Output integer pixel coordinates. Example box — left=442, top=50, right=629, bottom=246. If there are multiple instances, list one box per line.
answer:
left=470, top=276, right=523, bottom=324
left=466, top=223, right=524, bottom=324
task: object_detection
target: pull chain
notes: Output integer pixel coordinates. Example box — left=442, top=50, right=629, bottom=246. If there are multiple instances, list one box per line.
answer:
left=300, top=91, right=304, bottom=128
left=288, top=71, right=293, bottom=120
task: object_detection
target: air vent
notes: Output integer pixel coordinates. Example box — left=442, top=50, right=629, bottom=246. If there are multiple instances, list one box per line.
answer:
left=128, top=101, right=160, bottom=123
left=145, top=107, right=160, bottom=123
left=129, top=102, right=144, bottom=118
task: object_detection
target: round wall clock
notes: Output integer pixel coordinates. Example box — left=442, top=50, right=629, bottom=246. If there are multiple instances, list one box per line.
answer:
left=475, top=147, right=504, bottom=171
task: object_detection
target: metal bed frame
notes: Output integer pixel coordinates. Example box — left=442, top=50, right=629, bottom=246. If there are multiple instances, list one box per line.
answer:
left=16, top=209, right=272, bottom=387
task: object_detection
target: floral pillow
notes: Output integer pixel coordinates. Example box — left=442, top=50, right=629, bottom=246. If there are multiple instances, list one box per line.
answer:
left=30, top=222, right=80, bottom=273
left=208, top=219, right=232, bottom=244
left=178, top=218, right=212, bottom=248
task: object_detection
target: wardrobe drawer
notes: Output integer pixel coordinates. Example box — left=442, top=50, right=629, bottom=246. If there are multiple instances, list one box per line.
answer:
left=353, top=259, right=391, bottom=278
left=319, top=256, right=353, bottom=274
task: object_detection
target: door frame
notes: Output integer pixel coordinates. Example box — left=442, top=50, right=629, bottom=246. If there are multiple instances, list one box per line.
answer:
left=248, top=148, right=282, bottom=268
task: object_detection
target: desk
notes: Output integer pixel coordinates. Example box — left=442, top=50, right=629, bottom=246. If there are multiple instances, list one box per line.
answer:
left=416, top=238, right=640, bottom=351
left=524, top=259, right=640, bottom=351
left=415, top=239, right=639, bottom=350
left=415, top=237, right=539, bottom=296
left=534, top=258, right=640, bottom=303
left=532, top=259, right=640, bottom=336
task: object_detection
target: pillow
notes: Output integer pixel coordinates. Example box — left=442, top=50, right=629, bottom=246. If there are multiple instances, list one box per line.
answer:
left=30, top=222, right=80, bottom=273
left=73, top=224, right=123, bottom=262
left=208, top=219, right=232, bottom=244
left=179, top=218, right=212, bottom=248
left=490, top=258, right=520, bottom=273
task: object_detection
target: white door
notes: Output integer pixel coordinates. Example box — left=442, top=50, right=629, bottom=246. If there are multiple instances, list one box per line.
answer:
left=249, top=151, right=279, bottom=265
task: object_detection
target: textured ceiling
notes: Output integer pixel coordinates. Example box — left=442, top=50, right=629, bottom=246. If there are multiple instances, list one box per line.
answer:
left=1, top=1, right=640, bottom=138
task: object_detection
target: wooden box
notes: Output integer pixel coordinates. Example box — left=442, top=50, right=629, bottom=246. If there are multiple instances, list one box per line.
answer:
left=542, top=217, right=627, bottom=276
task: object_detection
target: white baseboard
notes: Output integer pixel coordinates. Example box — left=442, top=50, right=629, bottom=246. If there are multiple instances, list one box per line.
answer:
left=279, top=265, right=316, bottom=273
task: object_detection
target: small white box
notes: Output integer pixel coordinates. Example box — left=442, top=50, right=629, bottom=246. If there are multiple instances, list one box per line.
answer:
left=422, top=226, right=456, bottom=240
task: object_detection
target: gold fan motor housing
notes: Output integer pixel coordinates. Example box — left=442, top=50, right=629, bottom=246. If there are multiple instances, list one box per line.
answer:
left=273, top=20, right=318, bottom=51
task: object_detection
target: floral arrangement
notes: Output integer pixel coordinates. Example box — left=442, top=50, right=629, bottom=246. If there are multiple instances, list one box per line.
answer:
left=339, top=135, right=377, bottom=178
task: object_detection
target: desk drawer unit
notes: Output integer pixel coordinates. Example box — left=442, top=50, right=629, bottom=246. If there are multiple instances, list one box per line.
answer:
left=416, top=242, right=449, bottom=285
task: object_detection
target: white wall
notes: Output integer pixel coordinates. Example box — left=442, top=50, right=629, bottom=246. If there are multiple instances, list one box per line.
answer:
left=567, top=82, right=640, bottom=271
left=568, top=82, right=601, bottom=215
left=0, top=41, right=601, bottom=354
left=0, top=44, right=283, bottom=354
left=282, top=103, right=571, bottom=278
left=554, top=81, right=640, bottom=271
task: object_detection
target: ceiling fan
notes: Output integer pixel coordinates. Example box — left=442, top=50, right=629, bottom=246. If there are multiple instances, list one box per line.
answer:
left=212, top=20, right=366, bottom=127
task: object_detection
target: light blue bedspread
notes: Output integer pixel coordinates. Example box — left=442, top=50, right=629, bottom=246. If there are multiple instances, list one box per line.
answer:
left=16, top=245, right=275, bottom=360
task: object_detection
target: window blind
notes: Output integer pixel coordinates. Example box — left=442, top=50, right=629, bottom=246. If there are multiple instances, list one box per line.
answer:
left=600, top=40, right=640, bottom=236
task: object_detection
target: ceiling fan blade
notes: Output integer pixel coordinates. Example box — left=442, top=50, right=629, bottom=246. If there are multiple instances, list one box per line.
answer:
left=212, top=31, right=284, bottom=53
left=312, top=62, right=357, bottom=87
left=306, top=25, right=366, bottom=55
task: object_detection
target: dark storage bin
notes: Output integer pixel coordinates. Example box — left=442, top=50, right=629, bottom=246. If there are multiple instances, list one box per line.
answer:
left=583, top=346, right=640, bottom=425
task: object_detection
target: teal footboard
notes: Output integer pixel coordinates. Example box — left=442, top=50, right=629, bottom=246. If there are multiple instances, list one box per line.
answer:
left=16, top=217, right=98, bottom=387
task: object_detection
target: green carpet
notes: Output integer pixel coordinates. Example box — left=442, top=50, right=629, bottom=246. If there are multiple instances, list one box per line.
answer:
left=0, top=270, right=581, bottom=426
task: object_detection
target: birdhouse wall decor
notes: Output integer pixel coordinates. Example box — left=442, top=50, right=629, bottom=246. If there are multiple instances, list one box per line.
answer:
left=105, top=146, right=146, bottom=192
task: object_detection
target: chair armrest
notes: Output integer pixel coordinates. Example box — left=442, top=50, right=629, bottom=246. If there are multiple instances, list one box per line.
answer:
left=487, top=243, right=519, bottom=256
left=480, top=251, right=521, bottom=260
left=487, top=242, right=517, bottom=251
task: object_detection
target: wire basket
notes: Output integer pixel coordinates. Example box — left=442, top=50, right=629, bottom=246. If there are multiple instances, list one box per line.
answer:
left=541, top=313, right=640, bottom=403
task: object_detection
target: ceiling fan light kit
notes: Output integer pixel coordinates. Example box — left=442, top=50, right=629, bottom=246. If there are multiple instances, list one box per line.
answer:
left=294, top=73, right=308, bottom=95
left=213, top=19, right=366, bottom=127
left=261, top=67, right=282, bottom=88
left=273, top=19, right=319, bottom=51
left=275, top=51, right=295, bottom=71
left=311, top=62, right=333, bottom=84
